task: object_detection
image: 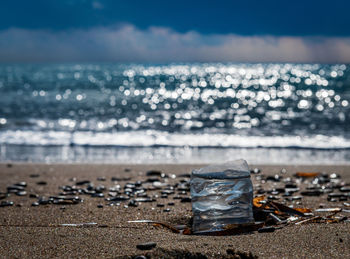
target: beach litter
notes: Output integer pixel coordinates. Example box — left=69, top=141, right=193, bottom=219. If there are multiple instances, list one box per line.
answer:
left=128, top=162, right=349, bottom=236
left=1, top=164, right=349, bottom=235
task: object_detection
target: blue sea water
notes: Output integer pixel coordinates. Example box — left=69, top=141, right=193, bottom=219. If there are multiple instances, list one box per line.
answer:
left=0, top=63, right=349, bottom=164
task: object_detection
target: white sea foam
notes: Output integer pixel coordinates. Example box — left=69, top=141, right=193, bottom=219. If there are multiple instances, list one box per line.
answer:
left=1, top=130, right=350, bottom=149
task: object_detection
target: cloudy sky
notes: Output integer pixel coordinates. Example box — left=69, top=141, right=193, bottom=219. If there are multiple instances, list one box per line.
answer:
left=0, top=0, right=350, bottom=63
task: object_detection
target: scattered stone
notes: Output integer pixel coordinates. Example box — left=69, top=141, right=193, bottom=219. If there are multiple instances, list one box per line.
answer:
left=258, top=226, right=275, bottom=233
left=98, top=224, right=108, bottom=228
left=134, top=197, right=153, bottom=203
left=301, top=190, right=323, bottom=196
left=15, top=182, right=27, bottom=187
left=128, top=200, right=138, bottom=207
left=0, top=201, right=14, bottom=207
left=91, top=193, right=104, bottom=198
left=0, top=193, right=8, bottom=200
left=136, top=242, right=157, bottom=250
left=250, top=168, right=261, bottom=174
left=180, top=197, right=191, bottom=203
left=106, top=196, right=129, bottom=201
left=30, top=174, right=40, bottom=178
left=97, top=204, right=103, bottom=208
left=7, top=185, right=24, bottom=192
left=76, top=180, right=90, bottom=185
left=15, top=191, right=27, bottom=196
left=36, top=181, right=47, bottom=185
left=146, top=170, right=162, bottom=177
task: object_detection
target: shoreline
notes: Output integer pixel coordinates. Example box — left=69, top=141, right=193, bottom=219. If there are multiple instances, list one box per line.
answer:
left=0, top=163, right=349, bottom=258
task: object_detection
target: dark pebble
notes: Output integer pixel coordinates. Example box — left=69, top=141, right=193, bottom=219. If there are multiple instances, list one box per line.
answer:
left=135, top=181, right=143, bottom=187
left=328, top=193, right=345, bottom=198
left=7, top=185, right=24, bottom=192
left=6, top=163, right=13, bottom=168
left=0, top=193, right=8, bottom=200
left=258, top=226, right=275, bottom=233
left=180, top=197, right=191, bottom=203
left=168, top=202, right=175, bottom=206
left=106, top=196, right=129, bottom=201
left=340, top=187, right=350, bottom=192
left=98, top=224, right=108, bottom=228
left=36, top=181, right=47, bottom=185
left=161, top=190, right=174, bottom=195
left=136, top=242, right=157, bottom=250
left=76, top=180, right=90, bottom=186
left=163, top=208, right=171, bottom=212
left=250, top=168, right=261, bottom=174
left=266, top=175, right=281, bottom=182
left=91, top=193, right=104, bottom=198
left=15, top=182, right=27, bottom=187
left=15, top=191, right=27, bottom=196
left=134, top=256, right=147, bottom=259
left=156, top=203, right=164, bottom=207
left=31, top=202, right=39, bottom=206
left=146, top=170, right=162, bottom=177
left=301, top=190, right=323, bottom=196
left=328, top=198, right=338, bottom=202
left=29, top=194, right=39, bottom=198
left=285, top=188, right=299, bottom=193
left=257, top=189, right=266, bottom=194
left=97, top=204, right=104, bottom=208
left=0, top=201, right=14, bottom=207
left=97, top=177, right=106, bottom=181
left=146, top=177, right=160, bottom=183
left=134, top=197, right=153, bottom=203
left=128, top=200, right=138, bottom=207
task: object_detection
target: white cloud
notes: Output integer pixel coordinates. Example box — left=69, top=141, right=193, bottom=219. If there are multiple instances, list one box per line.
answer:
left=0, top=25, right=350, bottom=63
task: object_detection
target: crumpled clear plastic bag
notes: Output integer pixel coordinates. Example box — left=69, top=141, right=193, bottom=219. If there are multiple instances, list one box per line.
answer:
left=190, top=159, right=254, bottom=233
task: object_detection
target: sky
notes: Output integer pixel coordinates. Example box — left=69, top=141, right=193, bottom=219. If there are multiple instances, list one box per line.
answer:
left=0, top=0, right=350, bottom=63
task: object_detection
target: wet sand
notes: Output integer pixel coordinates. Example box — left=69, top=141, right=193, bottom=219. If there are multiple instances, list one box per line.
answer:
left=0, top=163, right=349, bottom=258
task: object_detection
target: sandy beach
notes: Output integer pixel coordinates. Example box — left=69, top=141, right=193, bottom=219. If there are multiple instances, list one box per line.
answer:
left=0, top=163, right=349, bottom=258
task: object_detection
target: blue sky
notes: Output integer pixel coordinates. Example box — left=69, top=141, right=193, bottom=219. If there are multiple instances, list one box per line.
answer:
left=0, top=0, right=350, bottom=62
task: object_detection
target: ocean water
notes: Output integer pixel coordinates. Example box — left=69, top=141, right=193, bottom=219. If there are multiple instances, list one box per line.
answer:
left=0, top=63, right=349, bottom=164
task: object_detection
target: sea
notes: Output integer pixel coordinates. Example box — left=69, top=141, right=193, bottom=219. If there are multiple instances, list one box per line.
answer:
left=0, top=63, right=349, bottom=164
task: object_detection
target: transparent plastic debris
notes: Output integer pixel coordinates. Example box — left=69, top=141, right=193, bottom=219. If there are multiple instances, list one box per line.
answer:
left=190, top=159, right=254, bottom=234
left=60, top=222, right=97, bottom=227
